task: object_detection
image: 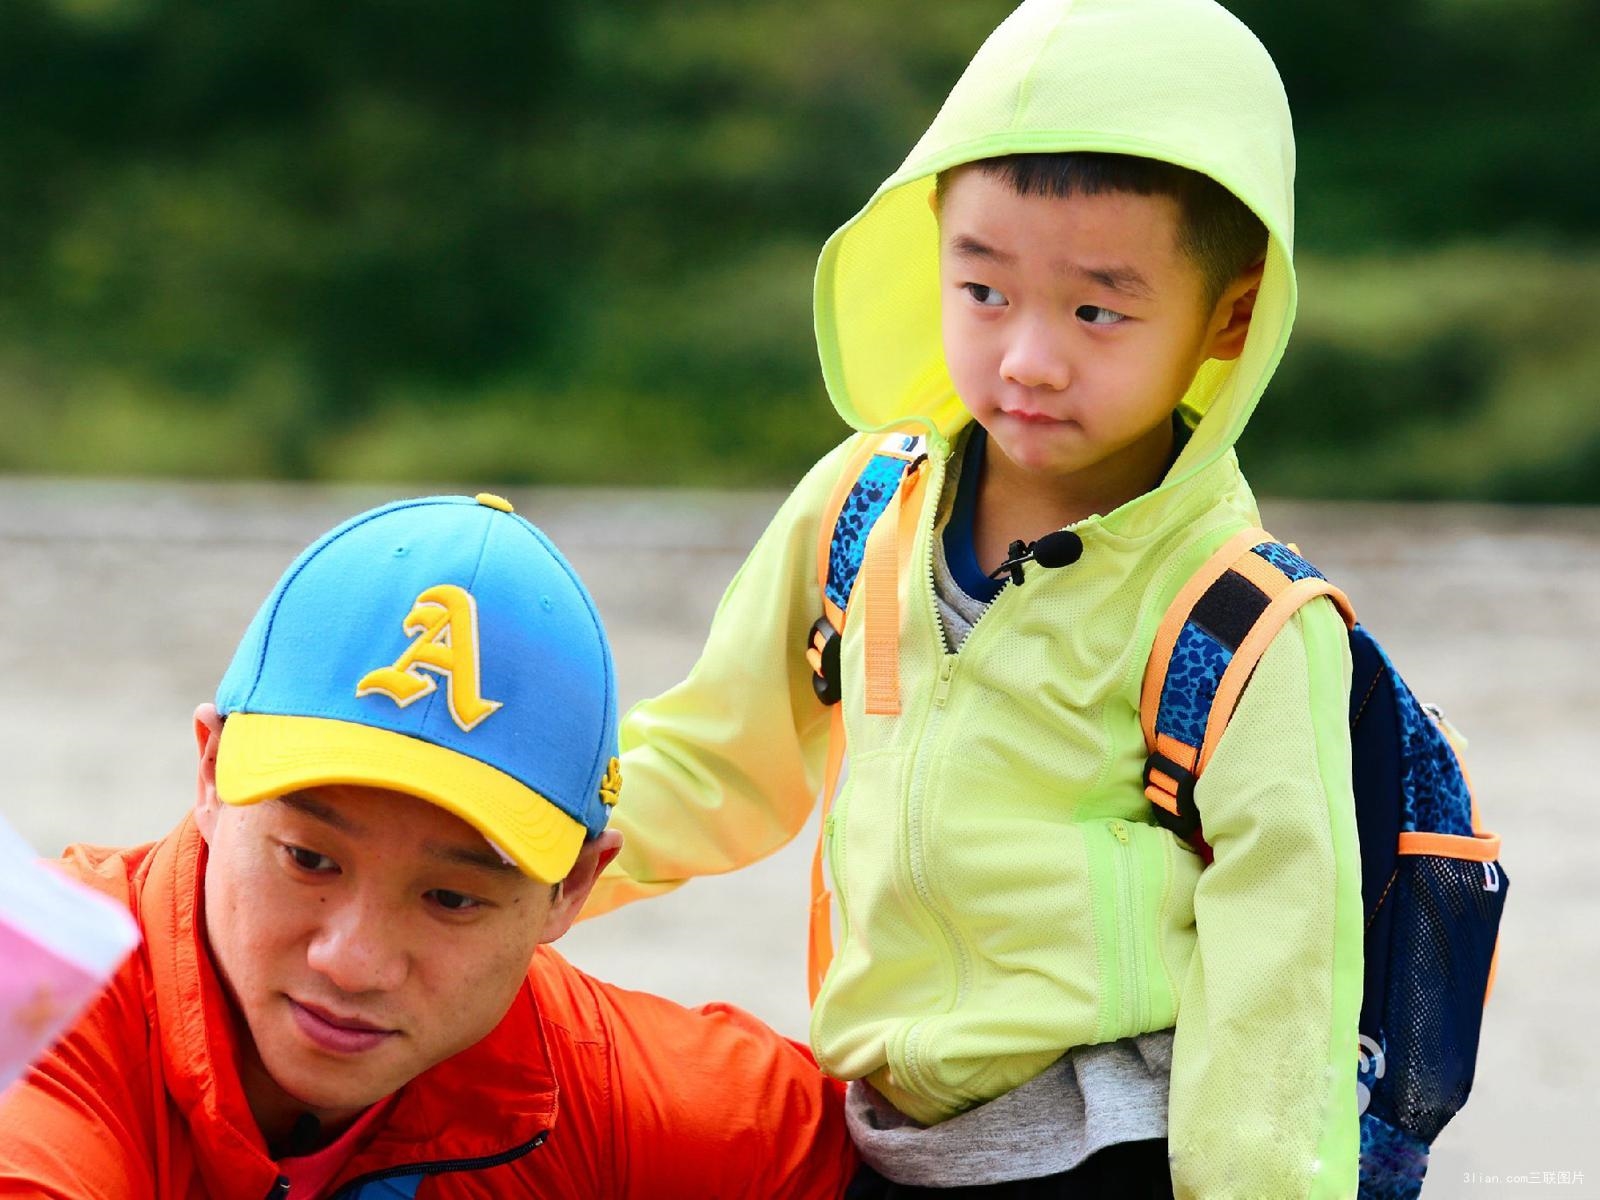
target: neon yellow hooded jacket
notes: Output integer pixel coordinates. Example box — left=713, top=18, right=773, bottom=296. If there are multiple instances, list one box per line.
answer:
left=588, top=2, right=1362, bottom=1195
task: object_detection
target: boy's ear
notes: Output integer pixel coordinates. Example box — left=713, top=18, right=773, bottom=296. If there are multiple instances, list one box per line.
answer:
left=539, top=830, right=623, bottom=944
left=193, top=703, right=225, bottom=843
left=1206, top=259, right=1265, bottom=362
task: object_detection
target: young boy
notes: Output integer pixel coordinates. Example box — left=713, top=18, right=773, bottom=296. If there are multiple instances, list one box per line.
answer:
left=0, top=494, right=858, bottom=1198
left=586, top=1, right=1361, bottom=1196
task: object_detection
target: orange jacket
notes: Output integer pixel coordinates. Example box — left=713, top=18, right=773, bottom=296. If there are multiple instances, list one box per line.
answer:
left=0, top=818, right=856, bottom=1199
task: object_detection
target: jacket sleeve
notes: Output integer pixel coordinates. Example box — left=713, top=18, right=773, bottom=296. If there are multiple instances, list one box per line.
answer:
left=1167, top=597, right=1363, bottom=1200
left=581, top=436, right=863, bottom=918
left=0, top=973, right=157, bottom=1198
left=599, top=988, right=859, bottom=1199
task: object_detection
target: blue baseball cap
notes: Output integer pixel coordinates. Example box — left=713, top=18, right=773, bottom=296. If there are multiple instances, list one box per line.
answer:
left=214, top=493, right=620, bottom=884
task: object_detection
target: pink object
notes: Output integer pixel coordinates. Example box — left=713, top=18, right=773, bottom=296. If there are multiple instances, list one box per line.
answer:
left=0, top=819, right=141, bottom=1094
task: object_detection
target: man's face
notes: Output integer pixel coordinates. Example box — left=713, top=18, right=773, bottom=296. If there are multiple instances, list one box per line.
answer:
left=195, top=778, right=561, bottom=1126
left=937, top=168, right=1246, bottom=485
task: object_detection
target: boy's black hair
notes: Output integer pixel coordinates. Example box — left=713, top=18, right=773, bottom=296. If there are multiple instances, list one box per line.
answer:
left=937, top=152, right=1267, bottom=307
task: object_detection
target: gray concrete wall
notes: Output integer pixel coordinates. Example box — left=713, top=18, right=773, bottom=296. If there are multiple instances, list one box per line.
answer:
left=2, top=479, right=1593, bottom=1195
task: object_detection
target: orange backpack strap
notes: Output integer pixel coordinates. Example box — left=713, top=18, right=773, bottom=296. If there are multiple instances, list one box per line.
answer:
left=805, top=431, right=928, bottom=1001
left=1141, top=530, right=1356, bottom=861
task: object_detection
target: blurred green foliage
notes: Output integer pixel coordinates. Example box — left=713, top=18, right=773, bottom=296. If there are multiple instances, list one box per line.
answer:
left=1, top=0, right=1596, bottom=497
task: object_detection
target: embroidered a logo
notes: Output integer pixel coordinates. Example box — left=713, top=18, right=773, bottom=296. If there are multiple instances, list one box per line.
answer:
left=356, top=584, right=503, bottom=731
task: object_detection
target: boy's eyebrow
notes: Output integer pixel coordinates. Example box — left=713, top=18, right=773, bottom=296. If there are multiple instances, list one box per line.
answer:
left=950, top=234, right=1154, bottom=300
left=1074, top=263, right=1154, bottom=301
left=949, top=234, right=1016, bottom=266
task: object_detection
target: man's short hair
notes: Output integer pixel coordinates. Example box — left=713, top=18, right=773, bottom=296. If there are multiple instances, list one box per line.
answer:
left=937, top=152, right=1268, bottom=307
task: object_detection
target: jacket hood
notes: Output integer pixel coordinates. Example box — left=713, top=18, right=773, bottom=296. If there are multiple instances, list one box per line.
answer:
left=813, top=0, right=1296, bottom=492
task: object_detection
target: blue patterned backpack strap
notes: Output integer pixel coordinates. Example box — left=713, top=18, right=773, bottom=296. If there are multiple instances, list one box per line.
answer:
left=805, top=428, right=927, bottom=1003
left=805, top=430, right=929, bottom=705
left=1139, top=527, right=1355, bottom=861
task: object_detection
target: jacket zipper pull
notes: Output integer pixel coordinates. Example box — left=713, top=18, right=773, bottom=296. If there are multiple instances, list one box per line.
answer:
left=933, top=656, right=959, bottom=707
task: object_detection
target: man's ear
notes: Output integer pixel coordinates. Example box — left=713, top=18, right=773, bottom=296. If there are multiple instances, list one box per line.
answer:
left=193, top=703, right=224, bottom=843
left=1205, top=259, right=1264, bottom=363
left=538, top=830, right=623, bottom=944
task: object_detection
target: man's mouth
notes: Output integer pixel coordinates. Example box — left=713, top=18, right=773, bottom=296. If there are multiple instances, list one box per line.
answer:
left=288, top=998, right=399, bottom=1055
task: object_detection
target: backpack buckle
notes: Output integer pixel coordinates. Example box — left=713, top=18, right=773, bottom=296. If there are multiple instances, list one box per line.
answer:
left=807, top=617, right=842, bottom=706
left=1144, top=750, right=1202, bottom=841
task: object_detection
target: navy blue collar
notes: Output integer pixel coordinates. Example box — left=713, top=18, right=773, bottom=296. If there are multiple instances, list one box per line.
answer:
left=943, top=427, right=1005, bottom=604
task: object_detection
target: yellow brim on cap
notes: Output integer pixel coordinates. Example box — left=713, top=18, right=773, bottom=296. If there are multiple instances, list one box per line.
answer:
left=215, top=713, right=585, bottom=884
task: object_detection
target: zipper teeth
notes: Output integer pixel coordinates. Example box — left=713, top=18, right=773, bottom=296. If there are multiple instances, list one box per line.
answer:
left=1109, top=822, right=1147, bottom=1032
left=908, top=453, right=969, bottom=996
left=328, top=1130, right=548, bottom=1197
left=923, top=450, right=1016, bottom=655
left=1132, top=834, right=1147, bottom=1030
left=922, top=453, right=947, bottom=636
left=1110, top=822, right=1130, bottom=1032
left=902, top=450, right=975, bottom=1095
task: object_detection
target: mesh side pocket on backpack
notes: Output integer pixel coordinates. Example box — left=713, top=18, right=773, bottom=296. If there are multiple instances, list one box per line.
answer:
left=1369, top=846, right=1506, bottom=1144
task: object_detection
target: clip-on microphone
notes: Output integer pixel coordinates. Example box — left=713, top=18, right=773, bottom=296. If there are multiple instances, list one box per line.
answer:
left=988, top=530, right=1085, bottom=586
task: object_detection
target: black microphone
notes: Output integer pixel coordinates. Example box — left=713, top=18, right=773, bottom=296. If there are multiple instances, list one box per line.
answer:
left=989, top=530, right=1084, bottom=585
left=1031, top=530, right=1085, bottom=569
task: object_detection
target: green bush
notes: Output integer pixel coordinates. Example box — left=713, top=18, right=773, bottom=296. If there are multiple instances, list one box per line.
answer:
left=1, top=0, right=1596, bottom=498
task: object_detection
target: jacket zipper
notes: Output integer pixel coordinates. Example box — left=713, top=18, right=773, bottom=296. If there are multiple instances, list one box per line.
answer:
left=900, top=449, right=996, bottom=1096
left=1107, top=820, right=1148, bottom=1032
left=824, top=787, right=850, bottom=956
left=322, top=1130, right=548, bottom=1198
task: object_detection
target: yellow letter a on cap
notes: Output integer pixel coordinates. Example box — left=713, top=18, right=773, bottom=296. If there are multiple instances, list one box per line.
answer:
left=356, top=584, right=503, bottom=732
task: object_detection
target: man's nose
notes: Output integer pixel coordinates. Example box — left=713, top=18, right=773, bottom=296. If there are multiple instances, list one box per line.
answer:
left=999, top=318, right=1071, bottom=391
left=306, top=894, right=410, bottom=994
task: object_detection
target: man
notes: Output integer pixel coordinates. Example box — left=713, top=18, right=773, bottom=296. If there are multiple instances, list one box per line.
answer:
left=0, top=493, right=856, bottom=1198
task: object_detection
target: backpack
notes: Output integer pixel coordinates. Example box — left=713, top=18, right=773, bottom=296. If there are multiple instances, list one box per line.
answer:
left=805, top=432, right=1507, bottom=1200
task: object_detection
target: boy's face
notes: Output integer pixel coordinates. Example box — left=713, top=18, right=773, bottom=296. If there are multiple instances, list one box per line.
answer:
left=192, top=709, right=613, bottom=1133
left=937, top=168, right=1251, bottom=484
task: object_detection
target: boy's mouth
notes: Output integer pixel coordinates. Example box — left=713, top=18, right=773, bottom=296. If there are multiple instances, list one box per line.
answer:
left=1001, top=408, right=1073, bottom=426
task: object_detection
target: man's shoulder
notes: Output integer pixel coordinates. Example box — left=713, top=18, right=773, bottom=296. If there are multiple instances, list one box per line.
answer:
left=523, top=945, right=607, bottom=1042
left=56, top=838, right=158, bottom=905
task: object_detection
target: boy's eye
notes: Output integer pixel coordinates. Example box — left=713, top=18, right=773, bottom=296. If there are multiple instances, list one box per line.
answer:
left=284, top=844, right=338, bottom=874
left=1076, top=304, right=1126, bottom=326
left=427, top=889, right=483, bottom=914
left=963, top=283, right=1008, bottom=307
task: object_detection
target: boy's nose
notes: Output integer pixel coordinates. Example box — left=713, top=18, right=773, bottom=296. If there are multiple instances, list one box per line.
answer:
left=999, top=320, right=1071, bottom=391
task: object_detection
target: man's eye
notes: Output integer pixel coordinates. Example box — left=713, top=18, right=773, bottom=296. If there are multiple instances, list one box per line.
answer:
left=1076, top=304, right=1126, bottom=325
left=963, top=283, right=1008, bottom=307
left=284, top=845, right=337, bottom=873
left=427, top=889, right=483, bottom=914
